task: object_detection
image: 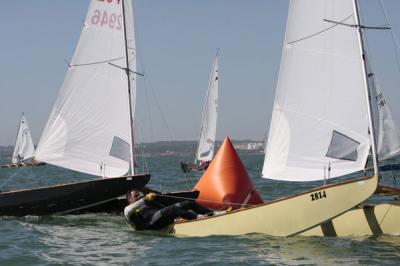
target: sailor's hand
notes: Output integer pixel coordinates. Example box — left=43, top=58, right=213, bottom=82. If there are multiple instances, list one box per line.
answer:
left=145, top=192, right=156, bottom=201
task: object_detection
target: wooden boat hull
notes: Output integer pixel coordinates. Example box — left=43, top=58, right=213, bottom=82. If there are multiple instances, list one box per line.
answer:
left=301, top=201, right=400, bottom=236
left=171, top=175, right=378, bottom=237
left=0, top=174, right=150, bottom=216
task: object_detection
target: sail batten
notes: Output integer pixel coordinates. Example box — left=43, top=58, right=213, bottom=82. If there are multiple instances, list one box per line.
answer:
left=35, top=0, right=136, bottom=177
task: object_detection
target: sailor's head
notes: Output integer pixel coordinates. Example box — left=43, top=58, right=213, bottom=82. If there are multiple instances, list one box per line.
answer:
left=127, top=190, right=141, bottom=204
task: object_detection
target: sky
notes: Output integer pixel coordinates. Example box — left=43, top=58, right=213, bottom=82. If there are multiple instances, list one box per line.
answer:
left=1, top=0, right=400, bottom=146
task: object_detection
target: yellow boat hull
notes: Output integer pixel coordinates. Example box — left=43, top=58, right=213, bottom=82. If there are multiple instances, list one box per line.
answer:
left=301, top=201, right=400, bottom=236
left=172, top=175, right=378, bottom=237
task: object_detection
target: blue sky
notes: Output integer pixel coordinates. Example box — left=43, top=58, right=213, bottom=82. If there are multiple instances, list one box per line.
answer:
left=1, top=0, right=400, bottom=146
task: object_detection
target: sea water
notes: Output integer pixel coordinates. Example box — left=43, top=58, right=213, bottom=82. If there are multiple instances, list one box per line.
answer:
left=0, top=153, right=399, bottom=265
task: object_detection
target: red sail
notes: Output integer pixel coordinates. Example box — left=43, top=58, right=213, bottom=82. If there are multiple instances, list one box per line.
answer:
left=194, top=137, right=263, bottom=210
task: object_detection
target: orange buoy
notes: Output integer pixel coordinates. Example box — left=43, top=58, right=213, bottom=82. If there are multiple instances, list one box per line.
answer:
left=194, top=137, right=263, bottom=210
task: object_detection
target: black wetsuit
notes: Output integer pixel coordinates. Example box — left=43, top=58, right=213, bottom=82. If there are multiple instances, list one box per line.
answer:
left=124, top=197, right=211, bottom=230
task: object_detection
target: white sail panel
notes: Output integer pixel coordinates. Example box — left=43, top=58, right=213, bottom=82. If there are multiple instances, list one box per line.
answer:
left=35, top=0, right=134, bottom=177
left=196, top=57, right=219, bottom=162
left=369, top=68, right=400, bottom=161
left=12, top=113, right=35, bottom=164
left=263, top=0, right=370, bottom=181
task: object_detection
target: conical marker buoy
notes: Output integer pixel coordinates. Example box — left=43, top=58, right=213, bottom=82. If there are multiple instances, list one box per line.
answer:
left=194, top=137, right=263, bottom=210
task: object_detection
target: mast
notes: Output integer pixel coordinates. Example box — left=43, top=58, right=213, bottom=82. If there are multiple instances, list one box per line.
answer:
left=122, top=0, right=135, bottom=175
left=353, top=0, right=379, bottom=177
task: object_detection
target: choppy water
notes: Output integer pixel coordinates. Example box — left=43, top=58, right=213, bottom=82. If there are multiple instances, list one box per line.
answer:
left=0, top=152, right=399, bottom=265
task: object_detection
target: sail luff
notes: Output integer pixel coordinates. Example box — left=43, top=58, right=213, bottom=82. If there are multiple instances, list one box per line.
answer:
left=352, top=0, right=379, bottom=177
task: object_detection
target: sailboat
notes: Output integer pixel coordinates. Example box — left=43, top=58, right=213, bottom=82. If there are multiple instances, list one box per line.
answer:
left=264, top=0, right=400, bottom=236
left=0, top=0, right=149, bottom=216
left=181, top=54, right=219, bottom=173
left=165, top=0, right=384, bottom=237
left=12, top=113, right=35, bottom=165
left=0, top=113, right=44, bottom=168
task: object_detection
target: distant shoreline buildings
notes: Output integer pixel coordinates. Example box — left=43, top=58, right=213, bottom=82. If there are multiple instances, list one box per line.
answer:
left=0, top=140, right=265, bottom=158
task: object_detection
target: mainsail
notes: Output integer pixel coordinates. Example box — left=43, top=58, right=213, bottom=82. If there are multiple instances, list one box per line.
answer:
left=263, top=0, right=372, bottom=181
left=35, top=0, right=137, bottom=177
left=196, top=56, right=219, bottom=163
left=12, top=113, right=35, bottom=164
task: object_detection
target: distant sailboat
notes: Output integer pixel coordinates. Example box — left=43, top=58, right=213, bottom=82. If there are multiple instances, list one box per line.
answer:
left=1, top=113, right=34, bottom=168
left=0, top=112, right=44, bottom=168
left=181, top=54, right=219, bottom=173
left=12, top=113, right=35, bottom=165
left=0, top=0, right=149, bottom=216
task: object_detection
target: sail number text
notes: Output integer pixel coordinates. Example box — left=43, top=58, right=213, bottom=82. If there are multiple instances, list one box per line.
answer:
left=91, top=10, right=122, bottom=30
left=310, top=190, right=327, bottom=201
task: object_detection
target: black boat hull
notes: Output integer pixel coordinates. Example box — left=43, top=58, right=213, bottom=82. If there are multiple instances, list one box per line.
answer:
left=180, top=161, right=208, bottom=173
left=0, top=174, right=150, bottom=216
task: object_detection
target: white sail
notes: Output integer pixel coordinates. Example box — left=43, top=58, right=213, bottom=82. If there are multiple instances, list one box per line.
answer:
left=196, top=56, right=219, bottom=162
left=368, top=64, right=400, bottom=161
left=12, top=113, right=35, bottom=164
left=263, top=0, right=371, bottom=181
left=35, top=0, right=136, bottom=177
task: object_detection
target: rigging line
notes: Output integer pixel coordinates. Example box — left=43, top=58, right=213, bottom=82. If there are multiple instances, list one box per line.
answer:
left=69, top=56, right=124, bottom=67
left=134, top=45, right=192, bottom=188
left=379, top=204, right=393, bottom=226
left=137, top=122, right=149, bottom=173
left=143, top=77, right=155, bottom=141
left=0, top=167, right=24, bottom=190
left=139, top=143, right=148, bottom=174
left=142, top=75, right=195, bottom=188
left=138, top=60, right=195, bottom=189
left=154, top=193, right=257, bottom=207
left=146, top=77, right=174, bottom=142
left=136, top=53, right=175, bottom=142
left=288, top=14, right=353, bottom=45
left=378, top=0, right=400, bottom=74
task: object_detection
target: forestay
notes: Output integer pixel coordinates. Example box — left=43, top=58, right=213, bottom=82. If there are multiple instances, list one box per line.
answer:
left=196, top=56, right=219, bottom=162
left=263, top=0, right=371, bottom=181
left=35, top=0, right=136, bottom=177
left=12, top=113, right=35, bottom=164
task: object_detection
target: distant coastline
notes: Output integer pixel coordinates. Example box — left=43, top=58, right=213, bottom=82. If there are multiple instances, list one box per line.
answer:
left=0, top=140, right=264, bottom=158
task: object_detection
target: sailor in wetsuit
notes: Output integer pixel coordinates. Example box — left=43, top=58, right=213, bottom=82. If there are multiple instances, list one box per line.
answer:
left=124, top=190, right=213, bottom=230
